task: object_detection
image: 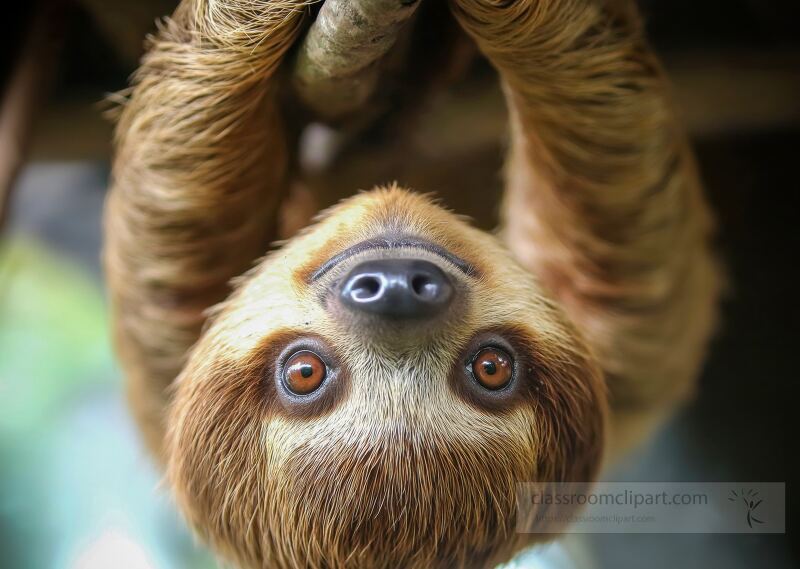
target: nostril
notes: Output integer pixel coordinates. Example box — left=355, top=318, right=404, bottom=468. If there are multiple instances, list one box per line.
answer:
left=348, top=274, right=384, bottom=302
left=411, top=274, right=437, bottom=300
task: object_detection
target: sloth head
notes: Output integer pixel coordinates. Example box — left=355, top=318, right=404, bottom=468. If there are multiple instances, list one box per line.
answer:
left=167, top=187, right=607, bottom=568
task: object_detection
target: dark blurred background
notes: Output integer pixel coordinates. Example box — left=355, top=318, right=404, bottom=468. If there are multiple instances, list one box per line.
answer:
left=0, top=1, right=797, bottom=568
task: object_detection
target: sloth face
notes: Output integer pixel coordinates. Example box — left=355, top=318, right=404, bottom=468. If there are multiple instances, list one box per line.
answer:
left=168, top=187, right=606, bottom=569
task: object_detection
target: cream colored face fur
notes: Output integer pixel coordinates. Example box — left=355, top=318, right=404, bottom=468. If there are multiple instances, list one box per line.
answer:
left=167, top=188, right=606, bottom=568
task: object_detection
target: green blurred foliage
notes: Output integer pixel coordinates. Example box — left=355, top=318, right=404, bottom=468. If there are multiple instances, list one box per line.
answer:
left=0, top=237, right=216, bottom=569
left=0, top=237, right=115, bottom=435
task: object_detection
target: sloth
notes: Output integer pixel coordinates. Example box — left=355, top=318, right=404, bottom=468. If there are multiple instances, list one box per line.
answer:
left=103, top=0, right=720, bottom=567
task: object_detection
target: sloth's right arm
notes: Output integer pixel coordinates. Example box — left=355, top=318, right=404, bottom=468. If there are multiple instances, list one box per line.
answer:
left=104, top=0, right=308, bottom=459
left=451, top=0, right=720, bottom=455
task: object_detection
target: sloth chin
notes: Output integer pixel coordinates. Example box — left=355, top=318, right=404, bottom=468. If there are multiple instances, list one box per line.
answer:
left=166, top=187, right=607, bottom=569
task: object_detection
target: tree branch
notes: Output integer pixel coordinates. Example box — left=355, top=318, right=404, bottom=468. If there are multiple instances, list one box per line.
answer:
left=293, top=0, right=421, bottom=120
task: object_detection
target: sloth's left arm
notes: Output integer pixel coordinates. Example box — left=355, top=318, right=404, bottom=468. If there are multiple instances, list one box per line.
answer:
left=451, top=0, right=720, bottom=454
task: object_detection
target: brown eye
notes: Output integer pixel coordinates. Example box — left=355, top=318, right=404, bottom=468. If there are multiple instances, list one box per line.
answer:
left=284, top=351, right=327, bottom=395
left=471, top=348, right=513, bottom=390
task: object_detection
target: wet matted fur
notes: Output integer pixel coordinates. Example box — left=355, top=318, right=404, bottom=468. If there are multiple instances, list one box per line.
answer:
left=104, top=0, right=720, bottom=567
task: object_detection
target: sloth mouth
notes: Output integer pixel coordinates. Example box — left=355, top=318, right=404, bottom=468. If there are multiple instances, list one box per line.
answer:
left=310, top=234, right=477, bottom=282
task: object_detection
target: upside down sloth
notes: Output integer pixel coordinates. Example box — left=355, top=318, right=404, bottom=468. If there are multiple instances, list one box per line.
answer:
left=103, top=0, right=720, bottom=567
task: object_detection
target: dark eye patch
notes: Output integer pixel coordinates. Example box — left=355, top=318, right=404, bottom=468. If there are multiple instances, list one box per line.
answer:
left=449, top=326, right=541, bottom=413
left=241, top=330, right=349, bottom=420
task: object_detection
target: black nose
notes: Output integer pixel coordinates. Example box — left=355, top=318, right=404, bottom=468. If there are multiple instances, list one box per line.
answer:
left=339, top=258, right=454, bottom=319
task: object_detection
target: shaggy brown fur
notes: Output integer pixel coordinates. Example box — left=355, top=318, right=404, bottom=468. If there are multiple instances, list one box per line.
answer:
left=450, top=0, right=720, bottom=454
left=104, top=0, right=719, bottom=567
left=105, top=0, right=308, bottom=454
